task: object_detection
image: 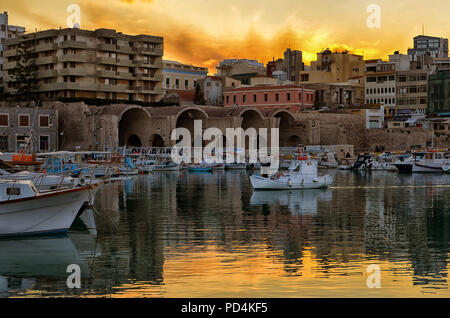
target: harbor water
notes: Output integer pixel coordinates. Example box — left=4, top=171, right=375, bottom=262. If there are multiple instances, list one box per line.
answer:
left=0, top=170, right=449, bottom=297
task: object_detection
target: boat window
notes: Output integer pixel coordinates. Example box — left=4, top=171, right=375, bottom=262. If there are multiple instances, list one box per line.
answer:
left=6, top=187, right=20, bottom=195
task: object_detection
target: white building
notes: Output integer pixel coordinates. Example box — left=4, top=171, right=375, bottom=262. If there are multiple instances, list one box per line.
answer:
left=366, top=106, right=385, bottom=129
left=364, top=59, right=396, bottom=109
left=0, top=12, right=25, bottom=86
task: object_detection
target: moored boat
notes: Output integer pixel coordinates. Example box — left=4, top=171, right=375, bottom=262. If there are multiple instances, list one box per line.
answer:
left=249, top=157, right=333, bottom=190
left=0, top=179, right=98, bottom=237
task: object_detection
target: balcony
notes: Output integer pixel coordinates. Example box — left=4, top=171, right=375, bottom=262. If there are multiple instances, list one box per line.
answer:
left=36, top=56, right=58, bottom=65
left=96, top=56, right=118, bottom=65
left=59, top=54, right=88, bottom=63
left=35, top=43, right=59, bottom=52
left=3, top=49, right=18, bottom=58
left=98, top=84, right=129, bottom=93
left=59, top=68, right=89, bottom=77
left=96, top=70, right=119, bottom=78
left=2, top=61, right=17, bottom=70
left=37, top=70, right=58, bottom=78
left=135, top=73, right=163, bottom=81
left=117, top=58, right=136, bottom=67
left=97, top=43, right=117, bottom=51
left=140, top=47, right=163, bottom=56
left=60, top=41, right=88, bottom=49
left=136, top=60, right=163, bottom=68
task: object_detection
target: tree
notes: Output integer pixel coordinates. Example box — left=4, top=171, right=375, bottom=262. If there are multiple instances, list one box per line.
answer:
left=10, top=43, right=40, bottom=95
left=193, top=82, right=205, bottom=105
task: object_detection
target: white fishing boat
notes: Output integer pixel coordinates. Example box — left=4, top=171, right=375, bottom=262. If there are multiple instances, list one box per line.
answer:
left=337, top=158, right=354, bottom=170
left=249, top=158, right=333, bottom=190
left=412, top=151, right=450, bottom=173
left=371, top=153, right=398, bottom=171
left=443, top=164, right=450, bottom=173
left=0, top=179, right=98, bottom=237
left=393, top=154, right=416, bottom=173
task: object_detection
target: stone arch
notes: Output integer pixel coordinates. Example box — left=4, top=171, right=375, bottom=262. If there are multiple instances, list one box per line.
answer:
left=238, top=108, right=267, bottom=149
left=127, top=134, right=142, bottom=147
left=175, top=107, right=209, bottom=146
left=118, top=106, right=152, bottom=147
left=272, top=110, right=298, bottom=147
left=150, top=134, right=165, bottom=147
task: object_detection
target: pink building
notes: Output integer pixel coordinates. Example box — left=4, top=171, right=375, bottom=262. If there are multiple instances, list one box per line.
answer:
left=223, top=85, right=315, bottom=112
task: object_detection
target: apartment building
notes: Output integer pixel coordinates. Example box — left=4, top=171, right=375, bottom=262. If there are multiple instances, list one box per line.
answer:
left=299, top=49, right=365, bottom=84
left=0, top=106, right=58, bottom=152
left=216, top=59, right=265, bottom=84
left=3, top=28, right=164, bottom=102
left=162, top=60, right=208, bottom=93
left=408, top=35, right=448, bottom=60
left=223, top=85, right=315, bottom=113
left=364, top=59, right=397, bottom=118
left=396, top=69, right=429, bottom=119
left=266, top=48, right=304, bottom=82
left=0, top=12, right=25, bottom=86
left=428, top=70, right=450, bottom=115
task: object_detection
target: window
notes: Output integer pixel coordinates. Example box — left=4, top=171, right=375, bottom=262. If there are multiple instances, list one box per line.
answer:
left=0, top=135, right=8, bottom=151
left=275, top=93, right=279, bottom=101
left=39, top=136, right=49, bottom=152
left=39, top=115, right=49, bottom=128
left=226, top=95, right=229, bottom=104
left=287, top=93, right=291, bottom=101
left=253, top=94, right=256, bottom=102
left=233, top=95, right=236, bottom=104
left=6, top=188, right=20, bottom=196
left=243, top=95, right=246, bottom=103
left=264, top=94, right=268, bottom=102
left=185, top=79, right=189, bottom=89
left=16, top=135, right=28, bottom=151
left=18, top=115, right=29, bottom=127
left=165, top=78, right=170, bottom=87
left=0, top=114, right=8, bottom=127
left=175, top=79, right=180, bottom=88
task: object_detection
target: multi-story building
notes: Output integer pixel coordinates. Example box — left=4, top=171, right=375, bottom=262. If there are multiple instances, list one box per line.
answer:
left=3, top=28, right=164, bottom=102
left=162, top=60, right=208, bottom=93
left=216, top=59, right=265, bottom=84
left=299, top=49, right=365, bottom=84
left=396, top=69, right=429, bottom=119
left=0, top=106, right=58, bottom=152
left=428, top=70, right=450, bottom=115
left=223, top=85, right=315, bottom=113
left=364, top=59, right=397, bottom=116
left=266, top=48, right=304, bottom=83
left=197, top=75, right=241, bottom=106
left=408, top=35, right=448, bottom=60
left=0, top=12, right=25, bottom=86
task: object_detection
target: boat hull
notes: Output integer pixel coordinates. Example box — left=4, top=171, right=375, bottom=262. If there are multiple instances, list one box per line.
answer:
left=250, top=174, right=333, bottom=190
left=412, top=163, right=445, bottom=173
left=394, top=163, right=413, bottom=173
left=0, top=187, right=91, bottom=237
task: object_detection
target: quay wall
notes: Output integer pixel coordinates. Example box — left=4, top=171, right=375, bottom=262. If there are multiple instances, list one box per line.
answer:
left=0, top=101, right=448, bottom=152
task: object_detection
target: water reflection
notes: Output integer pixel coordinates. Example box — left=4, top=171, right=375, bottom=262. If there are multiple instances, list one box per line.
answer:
left=0, top=170, right=449, bottom=297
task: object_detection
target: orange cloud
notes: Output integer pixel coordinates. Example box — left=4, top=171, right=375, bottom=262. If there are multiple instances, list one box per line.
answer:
left=2, top=0, right=450, bottom=74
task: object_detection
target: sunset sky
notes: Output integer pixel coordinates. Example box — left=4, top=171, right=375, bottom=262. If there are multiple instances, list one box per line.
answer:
left=2, top=0, right=450, bottom=73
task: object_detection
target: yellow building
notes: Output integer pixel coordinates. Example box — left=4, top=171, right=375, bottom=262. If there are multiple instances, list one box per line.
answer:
left=300, top=49, right=365, bottom=84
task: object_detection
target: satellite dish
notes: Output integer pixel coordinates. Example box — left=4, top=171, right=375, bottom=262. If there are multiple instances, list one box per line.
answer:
left=73, top=23, right=80, bottom=29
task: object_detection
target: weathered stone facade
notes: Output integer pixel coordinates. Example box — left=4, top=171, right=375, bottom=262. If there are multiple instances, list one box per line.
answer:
left=0, top=100, right=447, bottom=152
